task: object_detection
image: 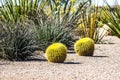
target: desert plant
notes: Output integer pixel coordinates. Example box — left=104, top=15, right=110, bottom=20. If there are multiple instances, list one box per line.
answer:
left=45, top=43, right=67, bottom=63
left=46, top=0, right=91, bottom=28
left=0, top=0, right=43, bottom=23
left=74, top=37, right=95, bottom=56
left=35, top=18, right=73, bottom=51
left=0, top=21, right=35, bottom=61
left=102, top=0, right=120, bottom=38
left=34, top=0, right=91, bottom=51
left=75, top=5, right=105, bottom=43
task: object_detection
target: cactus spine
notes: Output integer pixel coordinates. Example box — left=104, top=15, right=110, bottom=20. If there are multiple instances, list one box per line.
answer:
left=74, top=37, right=95, bottom=56
left=45, top=43, right=67, bottom=63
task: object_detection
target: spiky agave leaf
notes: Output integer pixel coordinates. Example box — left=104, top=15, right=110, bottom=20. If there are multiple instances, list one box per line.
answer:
left=0, top=0, right=42, bottom=23
left=102, top=0, right=120, bottom=38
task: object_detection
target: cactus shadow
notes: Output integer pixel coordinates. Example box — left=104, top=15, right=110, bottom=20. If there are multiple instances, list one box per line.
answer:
left=27, top=58, right=47, bottom=62
left=0, top=62, right=11, bottom=65
left=16, top=58, right=47, bottom=62
left=64, top=62, right=81, bottom=64
left=89, top=56, right=108, bottom=58
left=26, top=55, right=47, bottom=62
left=67, top=50, right=75, bottom=54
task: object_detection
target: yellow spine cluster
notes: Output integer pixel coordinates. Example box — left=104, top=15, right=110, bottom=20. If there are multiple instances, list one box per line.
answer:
left=45, top=43, right=67, bottom=63
left=71, top=6, right=75, bottom=13
left=70, top=0, right=75, bottom=3
left=70, top=0, right=75, bottom=13
left=74, top=37, right=95, bottom=56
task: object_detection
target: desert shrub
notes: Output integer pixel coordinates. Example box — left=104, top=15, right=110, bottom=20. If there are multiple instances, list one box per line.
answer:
left=0, top=0, right=93, bottom=60
left=34, top=0, right=91, bottom=51
left=34, top=18, right=73, bottom=51
left=74, top=5, right=105, bottom=43
left=102, top=0, right=120, bottom=38
left=0, top=20, right=35, bottom=61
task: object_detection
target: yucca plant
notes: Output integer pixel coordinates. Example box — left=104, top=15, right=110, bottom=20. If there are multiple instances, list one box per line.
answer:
left=0, top=0, right=43, bottom=23
left=75, top=5, right=105, bottom=43
left=0, top=20, right=35, bottom=61
left=102, top=0, right=120, bottom=38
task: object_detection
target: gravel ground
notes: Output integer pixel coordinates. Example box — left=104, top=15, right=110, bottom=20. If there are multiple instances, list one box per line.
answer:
left=0, top=36, right=120, bottom=80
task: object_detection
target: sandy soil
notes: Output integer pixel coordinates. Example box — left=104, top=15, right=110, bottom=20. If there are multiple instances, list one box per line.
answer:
left=0, top=36, right=120, bottom=80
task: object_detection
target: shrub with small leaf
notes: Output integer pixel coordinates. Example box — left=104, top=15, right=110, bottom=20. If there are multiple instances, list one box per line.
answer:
left=74, top=37, right=95, bottom=56
left=45, top=43, right=67, bottom=63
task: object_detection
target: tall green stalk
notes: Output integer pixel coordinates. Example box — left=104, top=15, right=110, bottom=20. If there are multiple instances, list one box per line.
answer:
left=76, top=5, right=105, bottom=43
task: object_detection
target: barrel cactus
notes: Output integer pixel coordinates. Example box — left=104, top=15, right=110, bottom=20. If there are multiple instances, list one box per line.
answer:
left=74, top=37, right=95, bottom=56
left=45, top=43, right=67, bottom=63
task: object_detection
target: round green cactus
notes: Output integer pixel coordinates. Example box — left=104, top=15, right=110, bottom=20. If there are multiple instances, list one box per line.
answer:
left=45, top=43, right=67, bottom=63
left=74, top=37, right=95, bottom=56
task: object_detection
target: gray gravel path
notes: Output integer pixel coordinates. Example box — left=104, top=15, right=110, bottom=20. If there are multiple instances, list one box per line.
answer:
left=0, top=36, right=120, bottom=80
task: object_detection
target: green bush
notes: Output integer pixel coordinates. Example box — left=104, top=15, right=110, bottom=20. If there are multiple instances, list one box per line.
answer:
left=35, top=18, right=73, bottom=51
left=34, top=0, right=91, bottom=51
left=0, top=21, right=35, bottom=61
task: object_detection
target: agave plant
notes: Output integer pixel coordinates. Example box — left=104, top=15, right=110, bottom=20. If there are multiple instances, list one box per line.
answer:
left=45, top=0, right=91, bottom=28
left=102, top=0, right=120, bottom=38
left=0, top=0, right=43, bottom=23
left=0, top=20, right=35, bottom=61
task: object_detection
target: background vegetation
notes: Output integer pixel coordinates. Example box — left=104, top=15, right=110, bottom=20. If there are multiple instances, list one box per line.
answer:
left=102, top=0, right=120, bottom=38
left=0, top=0, right=120, bottom=61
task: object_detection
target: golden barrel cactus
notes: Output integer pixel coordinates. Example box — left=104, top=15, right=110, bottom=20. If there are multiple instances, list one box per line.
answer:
left=74, top=38, right=95, bottom=56
left=45, top=43, right=67, bottom=63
